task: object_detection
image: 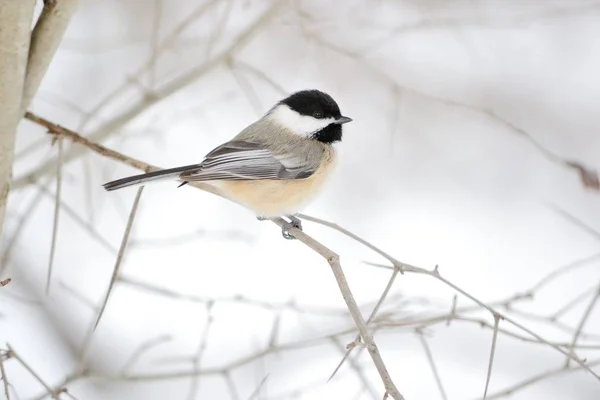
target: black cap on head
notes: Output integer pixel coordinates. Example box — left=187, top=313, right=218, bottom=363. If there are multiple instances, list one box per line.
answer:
left=280, top=90, right=342, bottom=120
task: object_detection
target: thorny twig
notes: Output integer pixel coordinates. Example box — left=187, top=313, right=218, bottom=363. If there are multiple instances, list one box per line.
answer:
left=93, top=186, right=144, bottom=330
left=46, top=137, right=63, bottom=294
left=298, top=215, right=599, bottom=379
left=483, top=314, right=501, bottom=399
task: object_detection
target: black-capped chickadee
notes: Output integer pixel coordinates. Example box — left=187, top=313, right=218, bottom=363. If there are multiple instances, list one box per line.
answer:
left=103, top=90, right=352, bottom=239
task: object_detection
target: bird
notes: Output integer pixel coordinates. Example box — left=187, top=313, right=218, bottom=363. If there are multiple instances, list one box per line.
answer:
left=102, top=89, right=352, bottom=239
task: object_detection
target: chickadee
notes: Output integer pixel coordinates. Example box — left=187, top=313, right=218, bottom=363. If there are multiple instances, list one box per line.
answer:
left=103, top=89, right=352, bottom=239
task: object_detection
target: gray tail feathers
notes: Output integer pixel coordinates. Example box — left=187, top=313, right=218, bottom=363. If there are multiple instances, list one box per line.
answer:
left=102, top=164, right=201, bottom=191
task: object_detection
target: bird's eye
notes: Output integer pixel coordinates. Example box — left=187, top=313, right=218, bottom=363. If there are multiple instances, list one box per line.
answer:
left=313, top=112, right=323, bottom=119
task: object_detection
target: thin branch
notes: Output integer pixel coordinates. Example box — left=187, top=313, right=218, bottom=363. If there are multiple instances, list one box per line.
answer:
left=483, top=314, right=501, bottom=399
left=186, top=302, right=214, bottom=400
left=269, top=217, right=404, bottom=400
left=417, top=331, right=447, bottom=400
left=6, top=344, right=61, bottom=399
left=23, top=111, right=223, bottom=198
left=525, top=251, right=600, bottom=294
left=223, top=371, right=240, bottom=400
left=118, top=275, right=346, bottom=316
left=93, top=186, right=144, bottom=330
left=551, top=285, right=599, bottom=320
left=121, top=335, right=173, bottom=374
left=564, top=282, right=600, bottom=367
left=46, top=137, right=63, bottom=294
left=247, top=375, right=269, bottom=400
left=0, top=348, right=10, bottom=400
left=328, top=267, right=400, bottom=382
left=369, top=261, right=600, bottom=379
left=37, top=182, right=117, bottom=254
left=484, top=358, right=600, bottom=400
left=330, top=337, right=380, bottom=400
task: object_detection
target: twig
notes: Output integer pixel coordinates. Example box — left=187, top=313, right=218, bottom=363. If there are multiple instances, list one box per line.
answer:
left=186, top=302, right=214, bottom=400
left=417, top=331, right=447, bottom=400
left=93, top=186, right=144, bottom=330
left=121, top=335, right=172, bottom=374
left=247, top=374, right=269, bottom=400
left=37, top=183, right=117, bottom=254
left=328, top=266, right=400, bottom=382
left=369, top=261, right=600, bottom=379
left=331, top=337, right=380, bottom=399
left=223, top=371, right=240, bottom=400
left=564, top=282, right=600, bottom=367
left=483, top=314, right=501, bottom=399
left=525, top=251, right=600, bottom=294
left=0, top=348, right=10, bottom=400
left=46, top=137, right=63, bottom=294
left=23, top=111, right=223, bottom=198
left=269, top=217, right=404, bottom=399
left=484, top=358, right=600, bottom=400
left=6, top=344, right=61, bottom=399
left=118, top=275, right=346, bottom=316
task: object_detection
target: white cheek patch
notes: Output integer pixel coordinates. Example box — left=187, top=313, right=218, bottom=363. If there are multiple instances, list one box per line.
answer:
left=268, top=105, right=335, bottom=137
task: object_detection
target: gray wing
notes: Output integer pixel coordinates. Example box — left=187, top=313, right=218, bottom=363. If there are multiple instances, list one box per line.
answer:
left=180, top=140, right=316, bottom=181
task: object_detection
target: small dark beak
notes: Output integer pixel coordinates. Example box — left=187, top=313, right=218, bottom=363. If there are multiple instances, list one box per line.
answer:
left=335, top=116, right=353, bottom=124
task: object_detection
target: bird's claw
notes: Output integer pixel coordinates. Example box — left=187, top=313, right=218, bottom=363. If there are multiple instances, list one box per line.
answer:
left=282, top=216, right=302, bottom=240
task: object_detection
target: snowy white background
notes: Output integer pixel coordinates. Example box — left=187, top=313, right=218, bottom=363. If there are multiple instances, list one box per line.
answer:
left=2, top=0, right=600, bottom=399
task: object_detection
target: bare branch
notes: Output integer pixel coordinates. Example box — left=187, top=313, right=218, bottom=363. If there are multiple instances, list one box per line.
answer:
left=328, top=266, right=399, bottom=382
left=93, top=186, right=144, bottom=330
left=6, top=344, right=61, bottom=399
left=269, top=217, right=405, bottom=399
left=46, top=137, right=63, bottom=294
left=298, top=215, right=599, bottom=379
left=23, top=111, right=224, bottom=198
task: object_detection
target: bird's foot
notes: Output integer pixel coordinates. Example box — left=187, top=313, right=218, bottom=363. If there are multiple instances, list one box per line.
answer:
left=282, top=215, right=302, bottom=240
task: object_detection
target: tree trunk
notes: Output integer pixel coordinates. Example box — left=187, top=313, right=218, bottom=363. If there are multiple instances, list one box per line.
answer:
left=0, top=0, right=36, bottom=241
